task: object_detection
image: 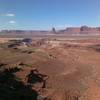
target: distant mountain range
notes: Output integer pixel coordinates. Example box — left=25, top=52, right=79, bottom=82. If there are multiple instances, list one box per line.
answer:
left=1, top=26, right=100, bottom=35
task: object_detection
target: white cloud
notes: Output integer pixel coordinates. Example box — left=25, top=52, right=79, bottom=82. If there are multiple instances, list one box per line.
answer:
left=9, top=20, right=16, bottom=24
left=0, top=13, right=15, bottom=17
left=6, top=13, right=15, bottom=17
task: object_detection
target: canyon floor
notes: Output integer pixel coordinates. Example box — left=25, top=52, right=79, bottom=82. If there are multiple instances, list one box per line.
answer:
left=0, top=37, right=100, bottom=100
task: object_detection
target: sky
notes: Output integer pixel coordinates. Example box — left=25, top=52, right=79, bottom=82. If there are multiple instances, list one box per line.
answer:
left=0, top=0, right=100, bottom=30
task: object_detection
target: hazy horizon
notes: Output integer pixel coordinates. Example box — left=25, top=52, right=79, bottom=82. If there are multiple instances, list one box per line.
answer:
left=0, top=25, right=100, bottom=31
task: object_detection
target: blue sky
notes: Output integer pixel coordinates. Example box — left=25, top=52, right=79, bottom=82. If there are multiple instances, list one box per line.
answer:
left=0, top=0, right=100, bottom=30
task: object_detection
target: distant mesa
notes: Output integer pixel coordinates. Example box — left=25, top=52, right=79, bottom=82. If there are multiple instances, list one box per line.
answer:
left=52, top=27, right=56, bottom=33
left=80, top=25, right=90, bottom=31
left=1, top=26, right=100, bottom=35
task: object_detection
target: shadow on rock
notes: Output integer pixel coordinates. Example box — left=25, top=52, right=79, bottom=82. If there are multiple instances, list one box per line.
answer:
left=0, top=67, right=38, bottom=100
left=26, top=69, right=49, bottom=88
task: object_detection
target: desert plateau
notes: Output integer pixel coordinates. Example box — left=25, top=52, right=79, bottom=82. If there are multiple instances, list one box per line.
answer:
left=0, top=35, right=100, bottom=100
